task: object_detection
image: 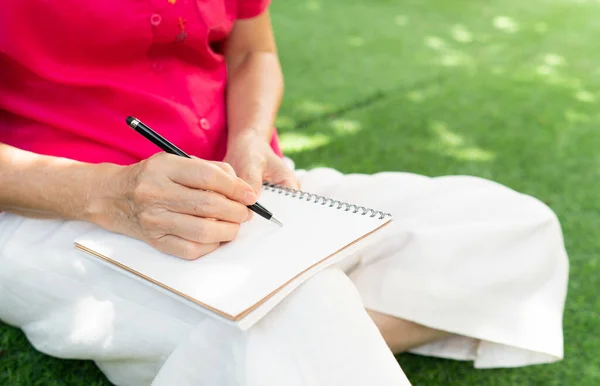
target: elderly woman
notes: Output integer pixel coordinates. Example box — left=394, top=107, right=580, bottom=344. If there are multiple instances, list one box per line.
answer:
left=0, top=1, right=568, bottom=385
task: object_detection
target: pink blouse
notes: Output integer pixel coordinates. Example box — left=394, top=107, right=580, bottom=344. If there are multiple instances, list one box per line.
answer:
left=0, top=0, right=282, bottom=165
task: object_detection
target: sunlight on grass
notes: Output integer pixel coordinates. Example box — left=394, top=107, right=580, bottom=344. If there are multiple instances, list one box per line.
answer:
left=425, top=36, right=446, bottom=50
left=440, top=51, right=473, bottom=67
left=394, top=15, right=409, bottom=26
left=451, top=25, right=473, bottom=43
left=534, top=65, right=583, bottom=90
left=575, top=89, right=596, bottom=103
left=449, top=148, right=496, bottom=161
left=407, top=90, right=426, bottom=102
left=544, top=53, right=566, bottom=67
left=564, top=109, right=591, bottom=123
left=536, top=54, right=566, bottom=76
left=348, top=36, right=365, bottom=47
left=298, top=100, right=330, bottom=115
left=536, top=65, right=554, bottom=76
left=306, top=0, right=320, bottom=11
left=429, top=121, right=496, bottom=162
left=279, top=132, right=331, bottom=153
left=493, top=16, right=519, bottom=33
left=330, top=119, right=361, bottom=135
left=277, top=119, right=360, bottom=154
left=406, top=85, right=442, bottom=103
left=431, top=121, right=464, bottom=146
left=424, top=35, right=473, bottom=67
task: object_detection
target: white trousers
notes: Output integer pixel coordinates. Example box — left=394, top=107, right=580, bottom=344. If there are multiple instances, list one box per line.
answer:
left=0, top=167, right=569, bottom=385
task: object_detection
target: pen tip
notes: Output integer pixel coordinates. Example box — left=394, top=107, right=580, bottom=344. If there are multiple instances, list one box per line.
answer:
left=271, top=216, right=284, bottom=227
left=126, top=116, right=134, bottom=126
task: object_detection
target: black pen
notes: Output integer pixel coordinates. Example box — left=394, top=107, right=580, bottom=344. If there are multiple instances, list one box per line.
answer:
left=126, top=116, right=283, bottom=227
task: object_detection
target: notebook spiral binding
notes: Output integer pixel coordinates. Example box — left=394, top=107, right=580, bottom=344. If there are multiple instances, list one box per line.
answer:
left=262, top=182, right=392, bottom=220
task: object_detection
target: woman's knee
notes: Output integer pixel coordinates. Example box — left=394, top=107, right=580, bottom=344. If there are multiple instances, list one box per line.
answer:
left=258, top=268, right=368, bottom=332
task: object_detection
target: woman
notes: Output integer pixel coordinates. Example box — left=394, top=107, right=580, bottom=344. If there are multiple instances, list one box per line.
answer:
left=0, top=1, right=568, bottom=385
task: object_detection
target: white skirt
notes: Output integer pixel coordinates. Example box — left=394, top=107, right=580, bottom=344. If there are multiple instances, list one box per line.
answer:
left=0, top=167, right=569, bottom=386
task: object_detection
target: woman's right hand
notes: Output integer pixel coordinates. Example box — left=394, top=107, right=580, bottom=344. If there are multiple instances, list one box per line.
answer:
left=91, top=152, right=257, bottom=260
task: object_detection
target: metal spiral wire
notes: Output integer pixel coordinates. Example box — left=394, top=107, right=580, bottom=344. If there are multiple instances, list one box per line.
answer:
left=262, top=182, right=392, bottom=220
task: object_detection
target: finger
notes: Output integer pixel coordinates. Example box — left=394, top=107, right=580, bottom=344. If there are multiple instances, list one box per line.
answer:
left=209, top=161, right=237, bottom=177
left=262, top=154, right=299, bottom=190
left=210, top=163, right=257, bottom=208
left=166, top=158, right=256, bottom=205
left=163, top=186, right=250, bottom=223
left=162, top=212, right=241, bottom=244
left=280, top=172, right=300, bottom=190
left=267, top=164, right=300, bottom=190
left=152, top=235, right=220, bottom=260
left=238, top=164, right=264, bottom=196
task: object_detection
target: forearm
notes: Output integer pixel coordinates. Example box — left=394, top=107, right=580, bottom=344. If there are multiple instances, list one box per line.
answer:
left=226, top=52, right=283, bottom=145
left=0, top=143, right=121, bottom=222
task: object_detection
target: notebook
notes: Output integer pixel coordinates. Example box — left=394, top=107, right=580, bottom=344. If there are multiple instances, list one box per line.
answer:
left=74, top=182, right=393, bottom=330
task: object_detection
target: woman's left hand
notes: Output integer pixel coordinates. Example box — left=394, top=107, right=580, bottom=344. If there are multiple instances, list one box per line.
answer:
left=223, top=133, right=299, bottom=195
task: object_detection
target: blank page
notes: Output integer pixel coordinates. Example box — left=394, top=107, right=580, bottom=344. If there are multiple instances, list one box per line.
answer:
left=75, top=186, right=391, bottom=321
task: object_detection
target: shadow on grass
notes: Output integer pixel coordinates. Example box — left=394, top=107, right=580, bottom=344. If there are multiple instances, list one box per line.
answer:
left=277, top=66, right=598, bottom=201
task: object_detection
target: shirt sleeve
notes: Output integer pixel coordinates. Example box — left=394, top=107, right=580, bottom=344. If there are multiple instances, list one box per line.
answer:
left=237, top=0, right=271, bottom=19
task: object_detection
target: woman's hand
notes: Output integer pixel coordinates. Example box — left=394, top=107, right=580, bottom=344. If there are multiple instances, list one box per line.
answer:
left=223, top=133, right=299, bottom=195
left=92, top=153, right=257, bottom=260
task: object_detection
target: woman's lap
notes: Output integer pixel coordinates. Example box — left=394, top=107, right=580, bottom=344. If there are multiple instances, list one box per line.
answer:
left=151, top=268, right=409, bottom=386
left=0, top=167, right=569, bottom=384
left=0, top=206, right=408, bottom=385
left=295, top=168, right=568, bottom=366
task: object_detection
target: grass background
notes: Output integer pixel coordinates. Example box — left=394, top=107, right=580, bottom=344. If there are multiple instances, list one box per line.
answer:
left=2, top=0, right=599, bottom=384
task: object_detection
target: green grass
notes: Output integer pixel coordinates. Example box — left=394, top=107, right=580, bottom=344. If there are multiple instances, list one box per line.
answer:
left=2, top=0, right=600, bottom=384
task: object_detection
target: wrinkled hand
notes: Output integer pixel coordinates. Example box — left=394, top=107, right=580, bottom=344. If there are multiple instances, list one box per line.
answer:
left=99, top=153, right=257, bottom=260
left=223, top=133, right=299, bottom=195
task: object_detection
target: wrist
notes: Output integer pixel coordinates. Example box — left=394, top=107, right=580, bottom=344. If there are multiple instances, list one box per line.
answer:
left=227, top=127, right=271, bottom=147
left=82, top=162, right=130, bottom=230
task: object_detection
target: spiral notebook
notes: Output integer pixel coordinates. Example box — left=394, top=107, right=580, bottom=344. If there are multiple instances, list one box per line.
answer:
left=74, top=183, right=393, bottom=329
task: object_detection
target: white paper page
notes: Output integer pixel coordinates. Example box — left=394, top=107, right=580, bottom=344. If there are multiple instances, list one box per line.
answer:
left=75, top=188, right=390, bottom=320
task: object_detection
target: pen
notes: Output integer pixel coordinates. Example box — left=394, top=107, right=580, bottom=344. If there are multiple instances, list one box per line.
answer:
left=125, top=116, right=283, bottom=227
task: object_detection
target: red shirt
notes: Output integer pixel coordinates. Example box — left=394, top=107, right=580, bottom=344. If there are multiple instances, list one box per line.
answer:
left=0, top=0, right=282, bottom=165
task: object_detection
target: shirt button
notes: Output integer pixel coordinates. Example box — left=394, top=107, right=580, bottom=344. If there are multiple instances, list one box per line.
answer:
left=199, top=118, right=211, bottom=130
left=150, top=14, right=162, bottom=27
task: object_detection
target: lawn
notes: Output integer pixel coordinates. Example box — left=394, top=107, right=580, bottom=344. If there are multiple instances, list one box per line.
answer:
left=2, top=0, right=600, bottom=384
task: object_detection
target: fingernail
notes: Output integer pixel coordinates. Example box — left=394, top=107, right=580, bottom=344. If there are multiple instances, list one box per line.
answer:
left=243, top=189, right=256, bottom=205
left=246, top=210, right=254, bottom=222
